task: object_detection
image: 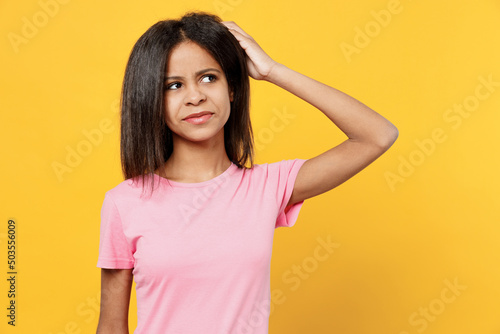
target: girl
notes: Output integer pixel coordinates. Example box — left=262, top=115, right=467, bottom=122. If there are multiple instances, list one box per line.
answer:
left=96, top=11, right=398, bottom=334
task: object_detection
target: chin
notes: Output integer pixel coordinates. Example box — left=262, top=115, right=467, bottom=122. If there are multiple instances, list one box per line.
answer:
left=176, top=129, right=224, bottom=143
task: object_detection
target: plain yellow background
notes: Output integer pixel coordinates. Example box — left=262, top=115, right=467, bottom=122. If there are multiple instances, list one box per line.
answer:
left=1, top=0, right=499, bottom=333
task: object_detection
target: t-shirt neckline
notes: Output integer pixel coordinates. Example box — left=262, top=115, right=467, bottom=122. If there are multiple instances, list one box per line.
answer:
left=153, top=161, right=238, bottom=188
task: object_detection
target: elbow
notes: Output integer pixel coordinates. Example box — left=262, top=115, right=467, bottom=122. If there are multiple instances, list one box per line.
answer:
left=375, top=124, right=399, bottom=151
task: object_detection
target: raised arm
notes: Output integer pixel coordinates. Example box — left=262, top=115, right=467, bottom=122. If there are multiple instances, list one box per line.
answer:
left=222, top=21, right=398, bottom=205
left=96, top=268, right=133, bottom=334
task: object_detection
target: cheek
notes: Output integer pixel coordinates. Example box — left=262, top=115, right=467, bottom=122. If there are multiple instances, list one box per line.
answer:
left=163, top=96, right=177, bottom=121
left=217, top=90, right=232, bottom=108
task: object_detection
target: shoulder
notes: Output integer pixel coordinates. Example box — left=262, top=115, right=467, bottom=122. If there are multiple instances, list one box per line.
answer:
left=104, top=175, right=151, bottom=201
left=241, top=158, right=306, bottom=180
left=261, top=158, right=307, bottom=175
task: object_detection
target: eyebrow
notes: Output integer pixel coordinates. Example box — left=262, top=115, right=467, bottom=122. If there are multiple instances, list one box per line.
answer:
left=165, top=68, right=222, bottom=81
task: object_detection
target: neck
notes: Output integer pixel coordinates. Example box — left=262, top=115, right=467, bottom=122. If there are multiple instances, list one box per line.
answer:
left=157, top=129, right=231, bottom=183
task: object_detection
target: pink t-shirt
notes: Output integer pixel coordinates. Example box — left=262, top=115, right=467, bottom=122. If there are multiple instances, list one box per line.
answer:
left=96, top=158, right=307, bottom=333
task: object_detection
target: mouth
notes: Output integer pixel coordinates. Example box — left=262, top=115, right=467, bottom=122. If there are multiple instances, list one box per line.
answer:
left=183, top=111, right=214, bottom=120
left=183, top=112, right=214, bottom=125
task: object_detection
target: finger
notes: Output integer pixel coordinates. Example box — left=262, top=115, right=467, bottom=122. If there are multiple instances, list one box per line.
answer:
left=225, top=27, right=248, bottom=45
left=223, top=24, right=245, bottom=40
left=225, top=29, right=251, bottom=50
left=221, top=21, right=252, bottom=39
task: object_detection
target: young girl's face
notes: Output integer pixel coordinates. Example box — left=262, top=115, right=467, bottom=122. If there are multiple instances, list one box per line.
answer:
left=163, top=40, right=234, bottom=144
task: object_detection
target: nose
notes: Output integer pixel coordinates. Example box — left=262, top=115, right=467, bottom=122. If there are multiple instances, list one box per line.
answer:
left=183, top=84, right=206, bottom=105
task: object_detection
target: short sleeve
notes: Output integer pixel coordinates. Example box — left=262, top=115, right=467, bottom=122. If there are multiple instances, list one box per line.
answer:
left=96, top=192, right=135, bottom=269
left=274, top=158, right=307, bottom=228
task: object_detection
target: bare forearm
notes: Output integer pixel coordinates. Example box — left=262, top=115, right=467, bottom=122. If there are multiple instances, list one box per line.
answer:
left=96, top=308, right=129, bottom=334
left=96, top=324, right=129, bottom=334
left=265, top=62, right=398, bottom=146
left=96, top=268, right=133, bottom=334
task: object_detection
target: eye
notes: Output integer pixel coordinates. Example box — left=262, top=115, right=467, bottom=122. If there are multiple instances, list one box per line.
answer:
left=166, top=82, right=181, bottom=90
left=201, top=74, right=217, bottom=83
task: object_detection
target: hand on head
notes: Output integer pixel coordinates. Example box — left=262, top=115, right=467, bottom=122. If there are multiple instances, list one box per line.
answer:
left=221, top=21, right=278, bottom=81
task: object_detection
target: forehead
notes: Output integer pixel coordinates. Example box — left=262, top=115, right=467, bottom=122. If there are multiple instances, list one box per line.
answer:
left=166, top=41, right=222, bottom=74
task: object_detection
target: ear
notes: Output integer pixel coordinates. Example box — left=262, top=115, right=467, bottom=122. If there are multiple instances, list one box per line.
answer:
left=229, top=88, right=234, bottom=102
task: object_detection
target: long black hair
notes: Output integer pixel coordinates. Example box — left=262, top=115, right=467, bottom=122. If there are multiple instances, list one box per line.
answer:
left=120, top=11, right=254, bottom=197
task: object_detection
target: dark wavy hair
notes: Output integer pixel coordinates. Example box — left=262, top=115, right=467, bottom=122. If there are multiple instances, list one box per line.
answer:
left=120, top=11, right=254, bottom=197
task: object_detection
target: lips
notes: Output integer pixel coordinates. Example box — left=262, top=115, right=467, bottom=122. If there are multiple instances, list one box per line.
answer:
left=183, top=111, right=214, bottom=120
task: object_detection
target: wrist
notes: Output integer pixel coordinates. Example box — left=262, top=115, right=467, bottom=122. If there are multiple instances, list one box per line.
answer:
left=264, top=61, right=284, bottom=83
